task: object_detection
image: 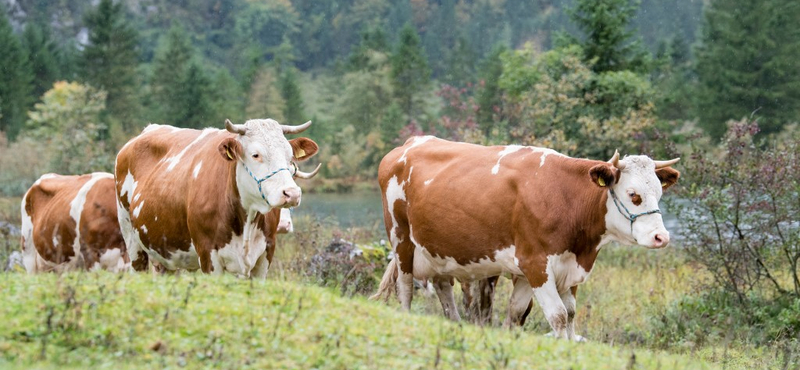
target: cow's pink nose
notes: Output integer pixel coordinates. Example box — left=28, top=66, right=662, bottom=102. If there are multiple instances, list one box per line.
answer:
left=653, top=233, right=670, bottom=248
left=282, top=188, right=301, bottom=206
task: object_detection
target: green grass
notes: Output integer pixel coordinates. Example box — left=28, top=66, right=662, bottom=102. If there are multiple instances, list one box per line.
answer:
left=0, top=272, right=717, bottom=370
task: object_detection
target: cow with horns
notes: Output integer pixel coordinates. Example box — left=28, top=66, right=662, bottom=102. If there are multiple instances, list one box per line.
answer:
left=371, top=136, right=680, bottom=340
left=114, top=119, right=319, bottom=277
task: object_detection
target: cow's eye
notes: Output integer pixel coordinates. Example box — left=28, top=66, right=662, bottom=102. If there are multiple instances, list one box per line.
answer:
left=252, top=153, right=260, bottom=159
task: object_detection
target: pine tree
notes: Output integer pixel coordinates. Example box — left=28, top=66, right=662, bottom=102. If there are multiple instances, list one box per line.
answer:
left=280, top=68, right=305, bottom=124
left=81, top=0, right=140, bottom=130
left=476, top=44, right=507, bottom=135
left=348, top=25, right=389, bottom=72
left=151, top=24, right=194, bottom=125
left=246, top=66, right=286, bottom=121
left=695, top=0, right=800, bottom=137
left=0, top=7, right=34, bottom=139
left=390, top=23, right=430, bottom=120
left=22, top=21, right=60, bottom=100
left=176, top=62, right=213, bottom=129
left=442, top=36, right=477, bottom=87
left=569, top=0, right=649, bottom=73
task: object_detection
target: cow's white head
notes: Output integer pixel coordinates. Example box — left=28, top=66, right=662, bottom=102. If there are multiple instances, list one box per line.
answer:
left=277, top=208, right=294, bottom=234
left=590, top=151, right=680, bottom=249
left=218, top=119, right=319, bottom=214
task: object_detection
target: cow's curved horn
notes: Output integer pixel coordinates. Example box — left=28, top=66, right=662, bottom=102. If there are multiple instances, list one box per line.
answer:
left=608, top=149, right=626, bottom=170
left=654, top=158, right=680, bottom=169
left=225, top=119, right=247, bottom=135
left=294, top=163, right=321, bottom=179
left=281, top=120, right=312, bottom=135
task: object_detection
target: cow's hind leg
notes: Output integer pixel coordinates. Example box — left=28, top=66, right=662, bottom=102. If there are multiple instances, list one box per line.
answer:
left=432, top=276, right=461, bottom=321
left=505, top=276, right=534, bottom=328
left=559, top=286, right=585, bottom=341
left=116, top=201, right=148, bottom=271
left=395, top=243, right=414, bottom=310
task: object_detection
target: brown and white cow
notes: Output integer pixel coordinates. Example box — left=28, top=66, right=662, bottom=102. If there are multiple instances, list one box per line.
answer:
left=276, top=208, right=294, bottom=234
left=114, top=119, right=319, bottom=277
left=371, top=136, right=679, bottom=340
left=21, top=173, right=129, bottom=273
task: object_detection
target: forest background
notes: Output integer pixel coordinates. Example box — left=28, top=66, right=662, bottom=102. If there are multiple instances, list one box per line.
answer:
left=1, top=0, right=800, bottom=368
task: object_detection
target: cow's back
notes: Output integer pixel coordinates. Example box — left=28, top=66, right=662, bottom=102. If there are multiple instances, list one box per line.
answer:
left=21, top=173, right=127, bottom=273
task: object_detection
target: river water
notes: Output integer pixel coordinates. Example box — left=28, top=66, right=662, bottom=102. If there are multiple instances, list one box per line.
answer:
left=298, top=190, right=681, bottom=238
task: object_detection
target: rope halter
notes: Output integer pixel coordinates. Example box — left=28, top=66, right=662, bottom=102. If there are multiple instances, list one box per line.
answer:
left=242, top=162, right=297, bottom=207
left=608, top=188, right=661, bottom=235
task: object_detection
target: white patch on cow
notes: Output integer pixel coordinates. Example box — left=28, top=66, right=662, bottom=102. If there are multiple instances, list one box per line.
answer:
left=492, top=145, right=524, bottom=175
left=119, top=171, right=139, bottom=206
left=408, top=229, right=523, bottom=280
left=407, top=166, right=413, bottom=183
left=133, top=193, right=141, bottom=203
left=532, top=147, right=563, bottom=167
left=154, top=216, right=158, bottom=221
left=514, top=257, right=520, bottom=267
left=133, top=200, right=145, bottom=218
left=398, top=136, right=434, bottom=164
left=163, top=128, right=215, bottom=172
left=20, top=190, right=37, bottom=273
left=90, top=248, right=129, bottom=272
left=424, top=179, right=434, bottom=186
left=397, top=271, right=414, bottom=310
left=385, top=175, right=407, bottom=250
left=209, top=221, right=270, bottom=278
left=140, top=225, right=148, bottom=235
left=32, top=173, right=58, bottom=186
left=193, top=161, right=203, bottom=179
left=68, top=173, right=112, bottom=267
left=550, top=252, right=591, bottom=290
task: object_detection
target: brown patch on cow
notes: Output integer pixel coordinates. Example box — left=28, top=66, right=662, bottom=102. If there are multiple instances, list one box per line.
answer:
left=655, top=167, right=680, bottom=190
left=589, top=163, right=619, bottom=188
left=289, top=138, right=319, bottom=161
left=218, top=137, right=243, bottom=161
left=630, top=192, right=642, bottom=206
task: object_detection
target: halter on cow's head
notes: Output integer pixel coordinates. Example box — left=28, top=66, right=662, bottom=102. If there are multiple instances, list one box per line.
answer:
left=589, top=150, right=680, bottom=249
left=218, top=119, right=320, bottom=214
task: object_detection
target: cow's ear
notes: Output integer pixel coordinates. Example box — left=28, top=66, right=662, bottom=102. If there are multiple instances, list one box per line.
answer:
left=589, top=164, right=619, bottom=188
left=655, top=167, right=680, bottom=190
left=289, top=138, right=319, bottom=161
left=218, top=138, right=242, bottom=162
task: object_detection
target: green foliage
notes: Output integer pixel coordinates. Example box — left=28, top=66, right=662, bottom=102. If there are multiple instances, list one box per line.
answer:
left=568, top=0, right=650, bottom=73
left=0, top=7, right=34, bottom=140
left=390, top=23, right=431, bottom=121
left=233, top=1, right=299, bottom=64
left=347, top=25, right=389, bottom=72
left=499, top=44, right=656, bottom=158
left=24, top=81, right=113, bottom=175
left=246, top=66, right=285, bottom=122
left=667, top=120, right=800, bottom=306
left=694, top=0, right=800, bottom=138
left=81, top=0, right=140, bottom=131
left=0, top=272, right=718, bottom=369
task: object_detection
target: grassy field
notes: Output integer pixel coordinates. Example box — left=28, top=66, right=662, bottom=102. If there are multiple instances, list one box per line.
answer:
left=0, top=272, right=719, bottom=370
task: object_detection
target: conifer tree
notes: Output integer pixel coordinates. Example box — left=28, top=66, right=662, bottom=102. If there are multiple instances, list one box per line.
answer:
left=280, top=68, right=305, bottom=124
left=81, top=0, right=140, bottom=130
left=476, top=44, right=507, bottom=135
left=176, top=62, right=212, bottom=129
left=151, top=25, right=194, bottom=124
left=695, top=0, right=800, bottom=137
left=390, top=23, right=430, bottom=120
left=0, top=7, right=33, bottom=139
left=22, top=21, right=60, bottom=100
left=569, top=0, right=649, bottom=73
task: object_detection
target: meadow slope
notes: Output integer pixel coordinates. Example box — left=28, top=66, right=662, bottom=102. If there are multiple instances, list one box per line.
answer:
left=0, top=272, right=717, bottom=370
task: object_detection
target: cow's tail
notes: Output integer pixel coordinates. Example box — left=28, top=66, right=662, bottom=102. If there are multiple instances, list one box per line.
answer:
left=369, top=258, right=398, bottom=303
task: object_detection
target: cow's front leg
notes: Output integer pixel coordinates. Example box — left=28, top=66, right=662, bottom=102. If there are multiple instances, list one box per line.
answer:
left=532, top=271, right=569, bottom=339
left=432, top=276, right=461, bottom=321
left=504, top=275, right=534, bottom=328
